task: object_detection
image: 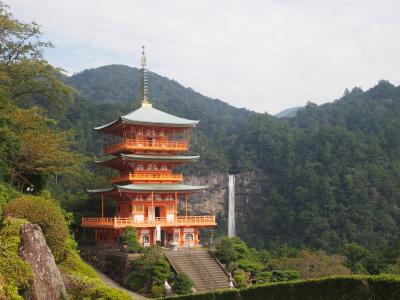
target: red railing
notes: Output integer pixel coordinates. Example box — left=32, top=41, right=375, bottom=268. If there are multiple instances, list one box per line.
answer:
left=105, top=139, right=188, bottom=154
left=81, top=215, right=216, bottom=228
left=110, top=173, right=183, bottom=184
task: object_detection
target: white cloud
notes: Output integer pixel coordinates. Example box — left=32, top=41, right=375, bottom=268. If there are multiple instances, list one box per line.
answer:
left=7, top=0, right=400, bottom=113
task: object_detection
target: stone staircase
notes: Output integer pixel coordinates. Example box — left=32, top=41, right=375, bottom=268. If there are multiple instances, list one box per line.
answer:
left=164, top=249, right=231, bottom=292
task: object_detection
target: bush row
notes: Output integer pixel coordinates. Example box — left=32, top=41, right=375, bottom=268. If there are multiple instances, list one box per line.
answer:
left=167, top=275, right=400, bottom=300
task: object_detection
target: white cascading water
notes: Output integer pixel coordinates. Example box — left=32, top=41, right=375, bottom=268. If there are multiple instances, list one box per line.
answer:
left=228, top=174, right=236, bottom=237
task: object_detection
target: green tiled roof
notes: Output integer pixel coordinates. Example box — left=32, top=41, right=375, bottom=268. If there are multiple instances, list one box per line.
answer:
left=87, top=183, right=208, bottom=194
left=95, top=104, right=198, bottom=130
left=95, top=154, right=200, bottom=165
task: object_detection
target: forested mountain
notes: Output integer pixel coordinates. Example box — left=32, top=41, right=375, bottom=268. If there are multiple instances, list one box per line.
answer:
left=60, top=67, right=400, bottom=254
left=61, top=65, right=255, bottom=172
left=236, top=81, right=400, bottom=252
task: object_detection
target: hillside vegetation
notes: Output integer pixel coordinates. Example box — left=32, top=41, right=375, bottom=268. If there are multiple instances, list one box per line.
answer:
left=61, top=64, right=400, bottom=255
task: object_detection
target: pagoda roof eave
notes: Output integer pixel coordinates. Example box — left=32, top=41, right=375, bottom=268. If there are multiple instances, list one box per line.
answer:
left=94, top=105, right=199, bottom=132
left=95, top=154, right=200, bottom=166
left=87, top=184, right=208, bottom=194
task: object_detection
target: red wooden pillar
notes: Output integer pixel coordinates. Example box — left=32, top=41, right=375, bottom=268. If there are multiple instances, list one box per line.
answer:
left=101, top=193, right=104, bottom=218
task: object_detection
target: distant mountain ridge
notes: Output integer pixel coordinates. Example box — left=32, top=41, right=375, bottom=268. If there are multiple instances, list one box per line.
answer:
left=275, top=106, right=301, bottom=118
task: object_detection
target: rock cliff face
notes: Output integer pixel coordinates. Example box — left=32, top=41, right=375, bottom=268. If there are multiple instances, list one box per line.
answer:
left=184, top=171, right=262, bottom=237
left=19, top=224, right=67, bottom=300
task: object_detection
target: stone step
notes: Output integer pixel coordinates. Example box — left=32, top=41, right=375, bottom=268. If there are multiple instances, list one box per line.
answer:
left=164, top=250, right=231, bottom=293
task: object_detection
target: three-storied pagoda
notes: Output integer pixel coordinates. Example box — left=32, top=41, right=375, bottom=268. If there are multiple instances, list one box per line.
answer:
left=81, top=47, right=216, bottom=247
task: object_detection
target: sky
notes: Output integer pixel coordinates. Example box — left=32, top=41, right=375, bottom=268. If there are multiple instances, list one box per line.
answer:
left=6, top=0, right=400, bottom=114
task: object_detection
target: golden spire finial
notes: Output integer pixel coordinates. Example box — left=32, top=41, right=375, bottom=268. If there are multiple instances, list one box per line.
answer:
left=140, top=45, right=150, bottom=107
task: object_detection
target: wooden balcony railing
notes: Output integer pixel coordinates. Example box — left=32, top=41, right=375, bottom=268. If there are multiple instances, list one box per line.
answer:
left=110, top=173, right=183, bottom=184
left=105, top=139, right=188, bottom=154
left=81, top=215, right=216, bottom=228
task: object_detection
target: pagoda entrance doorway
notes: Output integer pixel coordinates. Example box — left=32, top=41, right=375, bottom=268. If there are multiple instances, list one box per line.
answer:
left=161, top=229, right=166, bottom=247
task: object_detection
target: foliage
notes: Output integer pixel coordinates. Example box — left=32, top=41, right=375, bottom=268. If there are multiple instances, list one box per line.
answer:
left=126, top=246, right=171, bottom=294
left=0, top=182, right=19, bottom=219
left=151, top=284, right=166, bottom=298
left=0, top=104, right=82, bottom=191
left=0, top=217, right=33, bottom=294
left=233, top=269, right=247, bottom=288
left=58, top=236, right=99, bottom=279
left=343, top=242, right=386, bottom=275
left=0, top=2, right=80, bottom=193
left=4, top=194, right=69, bottom=261
left=215, top=237, right=249, bottom=264
left=173, top=273, right=193, bottom=295
left=0, top=1, right=73, bottom=108
left=64, top=273, right=131, bottom=300
left=3, top=284, right=23, bottom=300
left=269, top=270, right=300, bottom=282
left=119, top=227, right=141, bottom=253
left=235, top=82, right=400, bottom=253
left=271, top=249, right=351, bottom=279
left=214, top=237, right=303, bottom=287
left=166, top=275, right=400, bottom=300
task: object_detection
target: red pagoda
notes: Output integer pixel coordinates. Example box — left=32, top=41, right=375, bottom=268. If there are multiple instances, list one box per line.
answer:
left=81, top=47, right=216, bottom=247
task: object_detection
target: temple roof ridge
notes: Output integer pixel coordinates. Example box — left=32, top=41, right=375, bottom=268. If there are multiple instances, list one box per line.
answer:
left=94, top=104, right=199, bottom=131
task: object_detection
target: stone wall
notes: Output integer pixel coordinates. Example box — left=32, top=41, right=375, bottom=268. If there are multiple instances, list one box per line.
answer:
left=79, top=247, right=140, bottom=284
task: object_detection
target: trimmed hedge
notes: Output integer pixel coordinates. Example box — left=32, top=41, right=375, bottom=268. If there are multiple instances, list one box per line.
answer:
left=166, top=275, right=400, bottom=300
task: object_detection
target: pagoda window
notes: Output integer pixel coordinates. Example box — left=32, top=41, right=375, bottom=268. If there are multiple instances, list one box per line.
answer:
left=166, top=204, right=174, bottom=213
left=135, top=205, right=144, bottom=213
left=185, top=234, right=194, bottom=241
left=165, top=195, right=173, bottom=201
left=155, top=194, right=162, bottom=201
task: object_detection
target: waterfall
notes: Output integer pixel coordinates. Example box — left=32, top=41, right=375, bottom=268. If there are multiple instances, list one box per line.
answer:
left=228, top=174, right=236, bottom=237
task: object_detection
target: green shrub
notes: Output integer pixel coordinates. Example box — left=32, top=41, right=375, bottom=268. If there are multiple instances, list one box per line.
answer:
left=64, top=273, right=131, bottom=300
left=58, top=236, right=99, bottom=279
left=151, top=284, right=166, bottom=298
left=4, top=284, right=23, bottom=300
left=269, top=269, right=300, bottom=282
left=126, top=272, right=147, bottom=291
left=255, top=271, right=271, bottom=284
left=0, top=183, right=19, bottom=219
left=4, top=194, right=69, bottom=261
left=120, top=226, right=141, bottom=253
left=233, top=269, right=247, bottom=288
left=126, top=246, right=171, bottom=293
left=173, top=273, right=193, bottom=295
left=0, top=217, right=33, bottom=291
left=215, top=237, right=249, bottom=263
